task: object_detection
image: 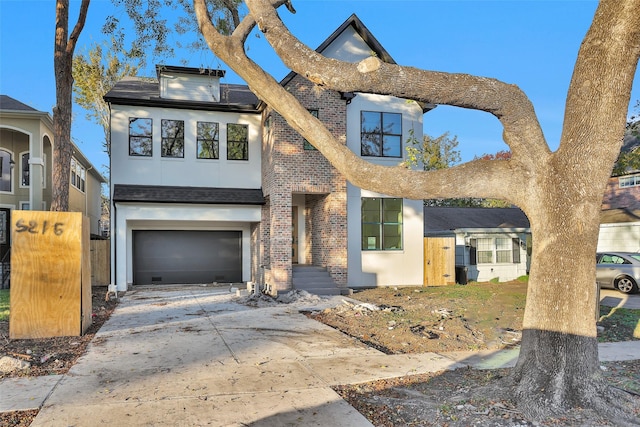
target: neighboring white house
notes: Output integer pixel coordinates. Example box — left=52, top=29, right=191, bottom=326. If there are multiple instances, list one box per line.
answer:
left=424, top=207, right=531, bottom=283
left=105, top=15, right=428, bottom=293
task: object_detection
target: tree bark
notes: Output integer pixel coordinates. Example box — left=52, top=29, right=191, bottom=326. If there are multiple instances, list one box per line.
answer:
left=193, top=0, right=640, bottom=420
left=52, top=0, right=90, bottom=211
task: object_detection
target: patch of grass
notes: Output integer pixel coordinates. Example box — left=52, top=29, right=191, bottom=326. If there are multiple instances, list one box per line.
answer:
left=489, top=277, right=500, bottom=284
left=0, top=289, right=9, bottom=321
left=598, top=306, right=640, bottom=342
left=516, top=275, right=529, bottom=283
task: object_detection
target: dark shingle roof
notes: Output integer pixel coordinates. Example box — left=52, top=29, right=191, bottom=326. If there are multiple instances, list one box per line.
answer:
left=113, top=185, right=265, bottom=205
left=424, top=207, right=530, bottom=233
left=104, top=77, right=260, bottom=112
left=0, top=95, right=39, bottom=112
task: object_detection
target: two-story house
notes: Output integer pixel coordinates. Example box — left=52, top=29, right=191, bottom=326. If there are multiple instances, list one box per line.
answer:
left=105, top=14, right=428, bottom=293
left=0, top=95, right=106, bottom=288
left=598, top=125, right=640, bottom=252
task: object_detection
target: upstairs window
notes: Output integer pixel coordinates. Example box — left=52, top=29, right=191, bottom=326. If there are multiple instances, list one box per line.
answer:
left=303, top=110, right=319, bottom=150
left=21, top=152, right=29, bottom=186
left=129, top=118, right=153, bottom=156
left=71, top=157, right=86, bottom=192
left=619, top=174, right=640, bottom=188
left=197, top=121, right=219, bottom=159
left=360, top=111, right=402, bottom=157
left=161, top=119, right=185, bottom=158
left=0, top=149, right=11, bottom=192
left=227, top=123, right=249, bottom=160
left=361, top=197, right=403, bottom=250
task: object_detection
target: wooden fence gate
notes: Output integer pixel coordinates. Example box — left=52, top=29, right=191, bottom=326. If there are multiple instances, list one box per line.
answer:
left=423, top=237, right=455, bottom=286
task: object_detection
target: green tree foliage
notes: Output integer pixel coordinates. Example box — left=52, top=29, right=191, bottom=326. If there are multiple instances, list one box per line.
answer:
left=73, top=40, right=142, bottom=155
left=404, top=131, right=461, bottom=171
left=612, top=100, right=640, bottom=176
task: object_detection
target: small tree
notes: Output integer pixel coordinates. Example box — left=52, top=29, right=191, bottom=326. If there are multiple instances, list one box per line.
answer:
left=193, top=0, right=640, bottom=422
left=73, top=40, right=142, bottom=156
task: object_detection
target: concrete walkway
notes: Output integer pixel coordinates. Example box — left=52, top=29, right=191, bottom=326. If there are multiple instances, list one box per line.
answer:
left=1, top=286, right=639, bottom=426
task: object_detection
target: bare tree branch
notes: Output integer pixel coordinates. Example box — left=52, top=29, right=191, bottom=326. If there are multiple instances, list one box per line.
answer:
left=67, top=0, right=90, bottom=55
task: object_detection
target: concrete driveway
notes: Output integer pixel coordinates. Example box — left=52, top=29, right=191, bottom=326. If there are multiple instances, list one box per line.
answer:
left=12, top=285, right=640, bottom=426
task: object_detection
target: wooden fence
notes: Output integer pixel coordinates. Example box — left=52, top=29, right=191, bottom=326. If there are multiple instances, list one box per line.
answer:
left=90, top=239, right=110, bottom=286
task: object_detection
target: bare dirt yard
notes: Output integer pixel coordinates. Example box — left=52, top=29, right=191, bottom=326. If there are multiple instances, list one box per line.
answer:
left=1, top=282, right=639, bottom=426
left=308, top=282, right=640, bottom=426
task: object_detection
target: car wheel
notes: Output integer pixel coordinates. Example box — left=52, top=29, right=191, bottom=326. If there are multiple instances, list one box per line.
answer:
left=615, top=276, right=639, bottom=294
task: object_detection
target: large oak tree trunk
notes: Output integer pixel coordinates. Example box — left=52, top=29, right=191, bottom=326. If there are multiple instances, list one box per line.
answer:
left=192, top=0, right=640, bottom=421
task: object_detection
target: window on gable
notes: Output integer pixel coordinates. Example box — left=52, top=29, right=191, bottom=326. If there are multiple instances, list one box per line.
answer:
left=303, top=109, right=319, bottom=150
left=0, top=149, right=11, bottom=192
left=129, top=117, right=153, bottom=156
left=161, top=119, right=185, bottom=158
left=361, top=197, right=403, bottom=250
left=197, top=121, right=219, bottom=159
left=227, top=123, right=249, bottom=160
left=361, top=111, right=402, bottom=157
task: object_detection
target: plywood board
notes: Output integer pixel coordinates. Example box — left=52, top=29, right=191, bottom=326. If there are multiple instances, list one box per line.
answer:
left=10, top=211, right=84, bottom=338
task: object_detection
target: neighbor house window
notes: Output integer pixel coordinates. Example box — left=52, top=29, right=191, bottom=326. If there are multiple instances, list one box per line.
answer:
left=303, top=110, right=319, bottom=150
left=0, top=149, right=12, bottom=192
left=470, top=237, right=521, bottom=264
left=161, top=119, right=184, bottom=158
left=360, top=111, right=402, bottom=157
left=21, top=152, right=29, bottom=186
left=197, top=121, right=219, bottom=159
left=361, top=197, right=403, bottom=250
left=129, top=118, right=153, bottom=156
left=227, top=123, right=249, bottom=160
left=619, top=174, right=640, bottom=188
left=71, top=157, right=85, bottom=192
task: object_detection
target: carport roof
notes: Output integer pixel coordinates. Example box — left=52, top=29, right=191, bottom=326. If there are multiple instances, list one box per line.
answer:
left=113, top=184, right=265, bottom=205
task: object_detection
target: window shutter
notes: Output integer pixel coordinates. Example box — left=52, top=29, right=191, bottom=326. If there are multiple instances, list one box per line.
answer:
left=469, top=239, right=477, bottom=265
left=512, top=238, right=521, bottom=264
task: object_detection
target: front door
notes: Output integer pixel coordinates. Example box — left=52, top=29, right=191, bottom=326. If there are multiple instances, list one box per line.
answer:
left=291, top=207, right=298, bottom=264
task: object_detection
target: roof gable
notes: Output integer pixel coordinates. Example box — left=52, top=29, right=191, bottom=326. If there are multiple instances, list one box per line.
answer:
left=280, top=14, right=394, bottom=87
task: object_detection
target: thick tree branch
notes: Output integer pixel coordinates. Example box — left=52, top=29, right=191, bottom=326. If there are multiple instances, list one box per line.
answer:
left=245, top=0, right=550, bottom=166
left=194, top=0, right=526, bottom=204
left=558, top=0, right=640, bottom=166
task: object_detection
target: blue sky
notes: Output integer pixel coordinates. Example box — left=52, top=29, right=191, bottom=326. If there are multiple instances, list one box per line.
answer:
left=1, top=0, right=639, bottom=175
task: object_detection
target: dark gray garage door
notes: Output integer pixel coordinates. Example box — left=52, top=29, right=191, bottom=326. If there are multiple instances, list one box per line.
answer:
left=133, top=230, right=242, bottom=285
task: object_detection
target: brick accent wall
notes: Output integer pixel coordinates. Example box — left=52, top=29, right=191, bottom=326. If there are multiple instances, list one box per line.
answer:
left=602, top=175, right=640, bottom=210
left=261, top=75, right=348, bottom=291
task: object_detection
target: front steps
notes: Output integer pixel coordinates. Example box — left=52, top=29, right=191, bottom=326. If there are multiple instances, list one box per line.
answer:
left=292, top=265, right=342, bottom=296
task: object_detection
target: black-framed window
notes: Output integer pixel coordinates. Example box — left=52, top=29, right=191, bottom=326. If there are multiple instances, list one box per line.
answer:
left=197, top=121, right=219, bottom=159
left=227, top=123, right=249, bottom=160
left=303, top=109, right=319, bottom=150
left=129, top=117, right=153, bottom=157
left=360, top=111, right=402, bottom=157
left=161, top=119, right=185, bottom=158
left=361, top=197, right=403, bottom=250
